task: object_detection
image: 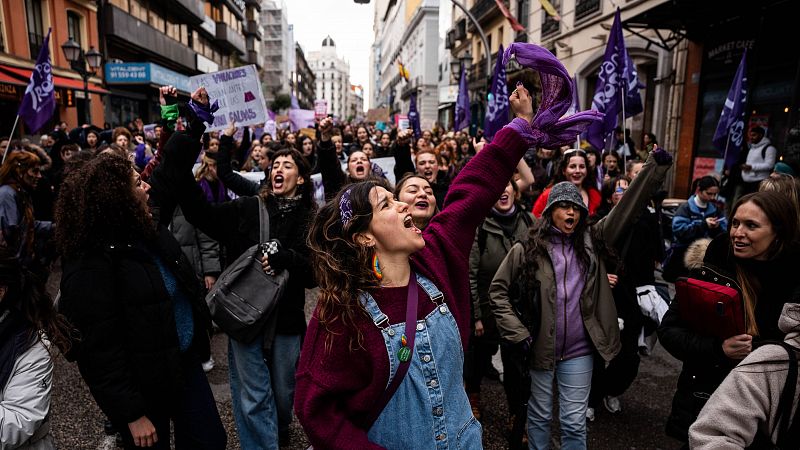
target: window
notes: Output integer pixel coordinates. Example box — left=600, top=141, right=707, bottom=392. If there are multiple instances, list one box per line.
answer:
left=574, top=0, right=601, bottom=22
left=130, top=0, right=147, bottom=21
left=24, top=0, right=44, bottom=58
left=109, top=0, right=129, bottom=11
left=517, top=0, right=529, bottom=29
left=497, top=26, right=503, bottom=50
left=67, top=11, right=82, bottom=46
left=148, top=4, right=165, bottom=32
left=541, top=0, right=560, bottom=38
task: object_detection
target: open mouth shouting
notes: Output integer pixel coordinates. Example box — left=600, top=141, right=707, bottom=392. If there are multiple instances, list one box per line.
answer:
left=423, top=170, right=434, bottom=181
left=272, top=174, right=284, bottom=190
left=404, top=214, right=422, bottom=234
left=355, top=164, right=366, bottom=177
left=414, top=199, right=430, bottom=211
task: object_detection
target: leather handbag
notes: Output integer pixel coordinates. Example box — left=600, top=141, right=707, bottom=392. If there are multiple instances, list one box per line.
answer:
left=206, top=197, right=288, bottom=343
left=675, top=276, right=745, bottom=340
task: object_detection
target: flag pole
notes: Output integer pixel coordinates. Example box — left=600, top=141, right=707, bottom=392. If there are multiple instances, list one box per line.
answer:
left=2, top=115, right=20, bottom=165
left=722, top=132, right=733, bottom=170
left=620, top=81, right=627, bottom=168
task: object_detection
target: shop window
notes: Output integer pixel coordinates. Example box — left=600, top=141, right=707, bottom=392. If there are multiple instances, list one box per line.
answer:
left=67, top=11, right=82, bottom=46
left=25, top=0, right=44, bottom=58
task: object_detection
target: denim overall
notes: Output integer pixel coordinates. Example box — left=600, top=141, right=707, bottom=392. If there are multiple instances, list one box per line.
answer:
left=363, top=274, right=483, bottom=450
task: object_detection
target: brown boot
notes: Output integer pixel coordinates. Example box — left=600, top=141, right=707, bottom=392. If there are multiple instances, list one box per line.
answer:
left=468, top=393, right=482, bottom=420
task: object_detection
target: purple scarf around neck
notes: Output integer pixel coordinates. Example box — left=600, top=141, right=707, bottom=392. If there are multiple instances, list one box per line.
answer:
left=198, top=178, right=227, bottom=203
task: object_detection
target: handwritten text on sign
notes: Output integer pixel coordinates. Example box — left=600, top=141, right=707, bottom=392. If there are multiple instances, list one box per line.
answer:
left=189, top=65, right=268, bottom=132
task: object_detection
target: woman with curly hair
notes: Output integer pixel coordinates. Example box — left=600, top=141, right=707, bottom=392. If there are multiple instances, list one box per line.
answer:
left=294, top=44, right=603, bottom=449
left=0, top=150, right=52, bottom=275
left=0, top=246, right=72, bottom=449
left=55, top=153, right=226, bottom=450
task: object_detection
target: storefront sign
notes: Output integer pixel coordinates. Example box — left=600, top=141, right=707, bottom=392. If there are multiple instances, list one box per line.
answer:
left=0, top=84, right=18, bottom=101
left=105, top=62, right=191, bottom=93
left=438, top=85, right=458, bottom=104
left=189, top=64, right=268, bottom=132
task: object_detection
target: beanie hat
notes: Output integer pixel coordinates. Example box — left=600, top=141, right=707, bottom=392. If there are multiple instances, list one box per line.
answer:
left=773, top=162, right=795, bottom=177
left=543, top=181, right=588, bottom=216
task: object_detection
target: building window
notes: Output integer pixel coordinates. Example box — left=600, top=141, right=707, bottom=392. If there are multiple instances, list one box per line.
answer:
left=130, top=0, right=147, bottom=21
left=25, top=0, right=44, bottom=58
left=517, top=0, right=529, bottom=29
left=148, top=3, right=165, bottom=32
left=541, top=0, right=560, bottom=39
left=67, top=11, right=82, bottom=46
left=109, top=0, right=128, bottom=11
left=574, top=0, right=601, bottom=22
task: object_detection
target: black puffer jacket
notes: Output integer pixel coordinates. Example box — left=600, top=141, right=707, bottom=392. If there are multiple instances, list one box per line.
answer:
left=59, top=225, right=212, bottom=426
left=658, top=234, right=800, bottom=441
left=154, top=132, right=316, bottom=336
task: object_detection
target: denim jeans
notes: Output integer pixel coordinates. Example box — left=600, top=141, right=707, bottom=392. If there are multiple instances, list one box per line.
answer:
left=266, top=333, right=301, bottom=438
left=228, top=336, right=279, bottom=450
left=527, top=354, right=593, bottom=450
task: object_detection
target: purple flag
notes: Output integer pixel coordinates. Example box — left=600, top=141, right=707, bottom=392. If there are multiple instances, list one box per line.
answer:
left=408, top=92, right=422, bottom=140
left=585, top=9, right=634, bottom=150
left=712, top=51, right=748, bottom=169
left=483, top=44, right=509, bottom=141
left=624, top=51, right=644, bottom=117
left=290, top=94, right=300, bottom=110
left=454, top=65, right=470, bottom=131
left=288, top=109, right=315, bottom=131
left=18, top=29, right=55, bottom=133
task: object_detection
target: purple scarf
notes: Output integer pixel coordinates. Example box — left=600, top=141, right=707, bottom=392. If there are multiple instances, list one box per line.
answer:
left=503, top=44, right=603, bottom=149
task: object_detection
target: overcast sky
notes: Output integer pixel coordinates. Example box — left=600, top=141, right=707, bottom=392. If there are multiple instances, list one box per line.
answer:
left=286, top=1, right=452, bottom=112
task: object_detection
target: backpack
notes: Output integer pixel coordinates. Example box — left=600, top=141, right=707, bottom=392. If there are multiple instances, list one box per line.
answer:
left=206, top=197, right=288, bottom=343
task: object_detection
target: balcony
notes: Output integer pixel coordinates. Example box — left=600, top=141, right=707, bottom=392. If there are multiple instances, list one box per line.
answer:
left=454, top=19, right=467, bottom=41
left=468, top=58, right=489, bottom=85
left=163, top=0, right=204, bottom=25
left=541, top=14, right=560, bottom=39
left=244, top=50, right=261, bottom=68
left=215, top=22, right=246, bottom=55
left=468, top=0, right=506, bottom=30
left=245, top=0, right=261, bottom=11
left=103, top=5, right=196, bottom=71
left=244, top=20, right=262, bottom=40
left=223, top=0, right=246, bottom=20
left=574, top=0, right=601, bottom=22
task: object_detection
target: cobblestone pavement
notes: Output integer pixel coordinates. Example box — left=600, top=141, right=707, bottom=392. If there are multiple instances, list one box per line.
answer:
left=50, top=283, right=684, bottom=449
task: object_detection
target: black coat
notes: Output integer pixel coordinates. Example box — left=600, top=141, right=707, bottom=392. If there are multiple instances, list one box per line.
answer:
left=154, top=132, right=316, bottom=336
left=59, top=225, right=212, bottom=426
left=657, top=234, right=800, bottom=441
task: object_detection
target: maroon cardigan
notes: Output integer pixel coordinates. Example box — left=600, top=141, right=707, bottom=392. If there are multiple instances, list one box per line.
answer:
left=294, top=127, right=527, bottom=449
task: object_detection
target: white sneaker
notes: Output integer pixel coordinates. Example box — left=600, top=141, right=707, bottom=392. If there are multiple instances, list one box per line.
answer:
left=586, top=407, right=595, bottom=422
left=202, top=358, right=215, bottom=373
left=603, top=395, right=622, bottom=414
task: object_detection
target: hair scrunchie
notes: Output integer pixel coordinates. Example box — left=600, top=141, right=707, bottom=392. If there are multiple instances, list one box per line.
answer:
left=502, top=43, right=603, bottom=148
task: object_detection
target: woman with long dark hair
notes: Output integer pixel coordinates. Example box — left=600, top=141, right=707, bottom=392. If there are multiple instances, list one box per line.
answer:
left=531, top=148, right=601, bottom=217
left=294, top=44, right=603, bottom=449
left=0, top=247, right=71, bottom=449
left=659, top=190, right=800, bottom=445
left=56, top=153, right=226, bottom=450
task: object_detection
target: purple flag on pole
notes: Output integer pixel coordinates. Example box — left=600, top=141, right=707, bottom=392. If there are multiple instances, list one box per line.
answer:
left=483, top=44, right=509, bottom=141
left=290, top=94, right=300, bottom=110
left=454, top=65, right=470, bottom=131
left=712, top=51, right=748, bottom=168
left=585, top=9, right=629, bottom=150
left=624, top=51, right=644, bottom=117
left=408, top=92, right=422, bottom=140
left=18, top=29, right=55, bottom=133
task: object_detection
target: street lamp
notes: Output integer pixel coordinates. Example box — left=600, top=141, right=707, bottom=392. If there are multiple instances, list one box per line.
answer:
left=61, top=38, right=102, bottom=126
left=450, top=50, right=472, bottom=82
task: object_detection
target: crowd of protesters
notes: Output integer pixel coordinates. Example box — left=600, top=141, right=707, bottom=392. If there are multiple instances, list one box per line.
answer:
left=1, top=44, right=799, bottom=450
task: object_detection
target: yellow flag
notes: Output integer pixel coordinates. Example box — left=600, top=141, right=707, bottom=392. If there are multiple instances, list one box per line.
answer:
left=539, top=0, right=561, bottom=21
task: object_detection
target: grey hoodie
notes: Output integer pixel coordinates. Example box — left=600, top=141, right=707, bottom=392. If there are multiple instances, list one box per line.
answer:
left=689, top=303, right=800, bottom=449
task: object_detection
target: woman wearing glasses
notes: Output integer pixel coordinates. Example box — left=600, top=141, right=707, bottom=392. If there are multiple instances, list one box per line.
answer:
left=532, top=148, right=601, bottom=218
left=490, top=148, right=673, bottom=448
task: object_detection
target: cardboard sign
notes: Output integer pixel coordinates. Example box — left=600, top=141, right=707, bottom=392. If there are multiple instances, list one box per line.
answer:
left=314, top=100, right=328, bottom=119
left=189, top=65, right=268, bottom=132
left=366, top=107, right=390, bottom=122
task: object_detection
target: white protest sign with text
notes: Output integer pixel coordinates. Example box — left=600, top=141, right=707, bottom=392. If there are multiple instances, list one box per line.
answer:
left=189, top=65, right=267, bottom=132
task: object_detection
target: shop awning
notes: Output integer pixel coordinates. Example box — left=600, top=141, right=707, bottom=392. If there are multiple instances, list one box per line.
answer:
left=0, top=71, right=26, bottom=86
left=0, top=64, right=110, bottom=94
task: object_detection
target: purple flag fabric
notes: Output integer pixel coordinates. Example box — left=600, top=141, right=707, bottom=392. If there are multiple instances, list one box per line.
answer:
left=408, top=92, right=422, bottom=140
left=565, top=75, right=579, bottom=116
left=502, top=43, right=602, bottom=149
left=483, top=44, right=509, bottom=142
left=18, top=29, right=55, bottom=133
left=585, top=9, right=632, bottom=150
left=290, top=94, right=300, bottom=110
left=624, top=51, right=644, bottom=117
left=454, top=65, right=470, bottom=131
left=713, top=51, right=748, bottom=169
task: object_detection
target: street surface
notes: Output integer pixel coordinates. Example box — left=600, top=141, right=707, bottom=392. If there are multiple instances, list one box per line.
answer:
left=48, top=280, right=684, bottom=450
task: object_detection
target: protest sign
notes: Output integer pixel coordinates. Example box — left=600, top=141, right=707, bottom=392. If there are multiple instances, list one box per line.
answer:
left=314, top=100, right=328, bottom=119
left=189, top=65, right=268, bottom=132
left=395, top=114, right=409, bottom=130
left=366, top=108, right=390, bottom=122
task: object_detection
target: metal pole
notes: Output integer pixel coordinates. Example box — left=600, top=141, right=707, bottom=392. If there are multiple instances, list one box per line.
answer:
left=449, top=0, right=491, bottom=88
left=620, top=80, right=626, bottom=167
left=3, top=115, right=20, bottom=164
left=84, top=73, right=92, bottom=126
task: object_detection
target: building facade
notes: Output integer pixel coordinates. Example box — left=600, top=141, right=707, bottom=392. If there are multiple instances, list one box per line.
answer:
left=292, top=43, right=315, bottom=110
left=372, top=0, right=440, bottom=129
left=243, top=0, right=262, bottom=70
left=347, top=84, right=364, bottom=120
left=0, top=0, right=106, bottom=133
left=261, top=0, right=293, bottom=104
left=101, top=0, right=248, bottom=126
left=307, top=36, right=351, bottom=120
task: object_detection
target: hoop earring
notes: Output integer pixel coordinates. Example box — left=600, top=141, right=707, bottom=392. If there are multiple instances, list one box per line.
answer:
left=372, top=252, right=383, bottom=280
